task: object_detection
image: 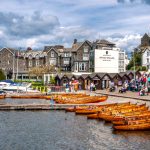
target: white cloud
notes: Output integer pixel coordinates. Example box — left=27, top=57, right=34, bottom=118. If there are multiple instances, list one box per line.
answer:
left=107, top=34, right=142, bottom=52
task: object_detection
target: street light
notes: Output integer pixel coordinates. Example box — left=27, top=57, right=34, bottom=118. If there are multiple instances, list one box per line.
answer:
left=133, top=48, right=136, bottom=83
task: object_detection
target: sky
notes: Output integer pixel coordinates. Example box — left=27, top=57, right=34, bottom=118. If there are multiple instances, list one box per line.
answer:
left=0, top=0, right=150, bottom=53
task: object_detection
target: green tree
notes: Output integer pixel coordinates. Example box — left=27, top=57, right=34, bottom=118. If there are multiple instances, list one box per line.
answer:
left=126, top=49, right=142, bottom=71
left=0, top=69, right=6, bottom=80
left=49, top=76, right=55, bottom=85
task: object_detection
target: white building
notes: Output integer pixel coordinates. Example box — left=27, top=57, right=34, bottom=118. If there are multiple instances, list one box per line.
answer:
left=141, top=33, right=150, bottom=71
left=90, top=39, right=126, bottom=73
left=125, top=54, right=130, bottom=67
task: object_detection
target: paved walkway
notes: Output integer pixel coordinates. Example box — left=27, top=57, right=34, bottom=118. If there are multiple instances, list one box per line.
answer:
left=95, top=90, right=150, bottom=101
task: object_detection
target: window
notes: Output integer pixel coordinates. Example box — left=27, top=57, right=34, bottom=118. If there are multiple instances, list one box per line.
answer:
left=147, top=51, right=149, bottom=57
left=147, top=58, right=149, bottom=63
left=119, top=53, right=124, bottom=59
left=51, top=51, right=54, bottom=57
left=49, top=58, right=56, bottom=65
left=8, top=60, right=10, bottom=65
left=64, top=53, right=70, bottom=57
left=84, top=46, right=88, bottom=53
left=83, top=54, right=89, bottom=61
left=64, top=58, right=70, bottom=65
left=36, top=60, right=39, bottom=66
left=79, top=62, right=87, bottom=71
left=29, top=60, right=32, bottom=67
left=74, top=62, right=78, bottom=72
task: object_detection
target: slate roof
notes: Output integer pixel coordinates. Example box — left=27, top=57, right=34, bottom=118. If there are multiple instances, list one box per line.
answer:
left=71, top=40, right=92, bottom=52
left=22, top=50, right=47, bottom=58
left=95, top=39, right=115, bottom=46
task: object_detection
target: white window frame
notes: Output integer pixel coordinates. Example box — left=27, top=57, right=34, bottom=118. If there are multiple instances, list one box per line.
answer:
left=83, top=54, right=89, bottom=61
left=29, top=60, right=32, bottom=67
left=64, top=58, right=70, bottom=65
left=74, top=62, right=78, bottom=72
left=84, top=46, right=88, bottom=53
left=79, top=62, right=87, bottom=71
left=36, top=59, right=39, bottom=66
left=49, top=58, right=56, bottom=65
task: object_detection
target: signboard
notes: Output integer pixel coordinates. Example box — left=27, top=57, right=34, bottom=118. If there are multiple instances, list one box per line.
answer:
left=94, top=49, right=119, bottom=73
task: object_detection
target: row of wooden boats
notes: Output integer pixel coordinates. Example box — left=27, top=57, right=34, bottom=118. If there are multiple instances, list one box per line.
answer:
left=65, top=102, right=150, bottom=130
left=50, top=93, right=108, bottom=104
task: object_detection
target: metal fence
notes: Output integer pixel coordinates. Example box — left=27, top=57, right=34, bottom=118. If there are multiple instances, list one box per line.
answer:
left=48, top=86, right=66, bottom=93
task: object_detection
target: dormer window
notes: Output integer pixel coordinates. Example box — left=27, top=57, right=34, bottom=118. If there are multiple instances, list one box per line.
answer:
left=51, top=51, right=54, bottom=57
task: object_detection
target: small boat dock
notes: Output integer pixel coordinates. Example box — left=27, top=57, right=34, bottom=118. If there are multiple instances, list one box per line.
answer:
left=0, top=103, right=103, bottom=111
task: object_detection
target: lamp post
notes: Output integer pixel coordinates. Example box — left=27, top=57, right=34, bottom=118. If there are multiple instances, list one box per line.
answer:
left=133, top=49, right=136, bottom=83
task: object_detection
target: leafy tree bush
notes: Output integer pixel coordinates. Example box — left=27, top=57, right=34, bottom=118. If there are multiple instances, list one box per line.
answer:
left=49, top=76, right=55, bottom=85
left=0, top=69, right=6, bottom=80
left=126, top=50, right=142, bottom=70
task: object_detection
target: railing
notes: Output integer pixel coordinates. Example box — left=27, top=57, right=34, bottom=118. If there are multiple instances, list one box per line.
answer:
left=47, top=86, right=66, bottom=93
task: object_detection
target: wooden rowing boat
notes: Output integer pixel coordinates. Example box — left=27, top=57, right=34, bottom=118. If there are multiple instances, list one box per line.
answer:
left=87, top=113, right=100, bottom=119
left=0, top=95, right=5, bottom=99
left=11, top=95, right=51, bottom=99
left=65, top=106, right=88, bottom=112
left=56, top=95, right=108, bottom=104
left=113, top=112, right=150, bottom=121
left=112, top=118, right=150, bottom=125
left=113, top=123, right=150, bottom=130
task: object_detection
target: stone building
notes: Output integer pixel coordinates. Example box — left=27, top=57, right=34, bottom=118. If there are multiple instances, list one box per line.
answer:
left=140, top=33, right=150, bottom=71
left=0, top=39, right=128, bottom=80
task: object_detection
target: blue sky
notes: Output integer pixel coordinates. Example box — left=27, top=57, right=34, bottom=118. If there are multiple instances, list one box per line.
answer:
left=0, top=0, right=150, bottom=52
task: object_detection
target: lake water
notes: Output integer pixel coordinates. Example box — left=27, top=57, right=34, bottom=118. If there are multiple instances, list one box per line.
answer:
left=0, top=97, right=150, bottom=150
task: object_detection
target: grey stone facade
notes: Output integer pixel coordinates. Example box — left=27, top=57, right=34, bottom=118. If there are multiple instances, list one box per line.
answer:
left=0, top=39, right=120, bottom=79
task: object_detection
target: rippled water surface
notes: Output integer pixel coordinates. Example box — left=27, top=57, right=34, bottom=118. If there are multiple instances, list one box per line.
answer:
left=0, top=110, right=150, bottom=150
left=0, top=97, right=150, bottom=150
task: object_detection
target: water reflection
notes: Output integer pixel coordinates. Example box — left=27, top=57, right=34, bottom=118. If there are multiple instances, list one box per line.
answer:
left=0, top=97, right=150, bottom=150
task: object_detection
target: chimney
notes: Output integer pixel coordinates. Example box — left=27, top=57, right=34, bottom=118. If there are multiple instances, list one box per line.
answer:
left=27, top=47, right=32, bottom=51
left=74, top=39, right=77, bottom=44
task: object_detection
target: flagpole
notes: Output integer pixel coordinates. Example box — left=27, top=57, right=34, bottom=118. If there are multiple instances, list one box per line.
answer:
left=17, top=49, right=18, bottom=80
left=12, top=53, right=15, bottom=81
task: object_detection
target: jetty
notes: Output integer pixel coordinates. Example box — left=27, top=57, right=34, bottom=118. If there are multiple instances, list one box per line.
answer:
left=0, top=103, right=105, bottom=111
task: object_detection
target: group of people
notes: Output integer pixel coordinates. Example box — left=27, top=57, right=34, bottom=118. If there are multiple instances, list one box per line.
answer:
left=65, top=79, right=82, bottom=92
left=109, top=72, right=150, bottom=96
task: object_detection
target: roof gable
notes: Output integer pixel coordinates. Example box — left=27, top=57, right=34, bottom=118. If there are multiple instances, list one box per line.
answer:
left=47, top=48, right=58, bottom=54
left=0, top=47, right=15, bottom=55
left=72, top=40, right=92, bottom=52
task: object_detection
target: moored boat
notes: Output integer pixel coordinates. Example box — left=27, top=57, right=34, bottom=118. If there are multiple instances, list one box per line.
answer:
left=0, top=95, right=5, bottom=99
left=113, top=123, right=150, bottom=130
